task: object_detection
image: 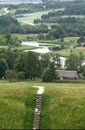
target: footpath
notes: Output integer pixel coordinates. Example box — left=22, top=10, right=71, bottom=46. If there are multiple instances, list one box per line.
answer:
left=33, top=86, right=44, bottom=130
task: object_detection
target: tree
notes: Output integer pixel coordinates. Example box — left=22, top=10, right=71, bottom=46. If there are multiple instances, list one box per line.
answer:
left=38, top=33, right=44, bottom=40
left=15, top=52, right=25, bottom=72
left=24, top=51, right=41, bottom=80
left=42, top=67, right=52, bottom=82
left=6, top=48, right=18, bottom=70
left=49, top=61, right=56, bottom=80
left=80, top=65, right=85, bottom=76
left=50, top=54, right=61, bottom=69
left=17, top=71, right=25, bottom=80
left=5, top=33, right=11, bottom=44
left=40, top=53, right=51, bottom=71
left=0, top=58, right=8, bottom=78
left=66, top=53, right=84, bottom=71
left=42, top=62, right=56, bottom=82
left=5, top=70, right=17, bottom=82
left=77, top=36, right=85, bottom=46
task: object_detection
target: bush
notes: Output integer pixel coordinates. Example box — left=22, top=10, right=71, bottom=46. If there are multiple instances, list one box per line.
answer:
left=17, top=71, right=25, bottom=80
left=42, top=68, right=53, bottom=82
left=5, top=70, right=17, bottom=82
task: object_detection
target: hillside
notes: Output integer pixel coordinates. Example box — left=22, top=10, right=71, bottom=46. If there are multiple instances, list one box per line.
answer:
left=0, top=0, right=85, bottom=129
left=0, top=81, right=85, bottom=129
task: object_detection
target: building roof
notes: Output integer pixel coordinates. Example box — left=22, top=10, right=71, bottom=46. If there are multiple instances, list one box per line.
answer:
left=56, top=70, right=79, bottom=79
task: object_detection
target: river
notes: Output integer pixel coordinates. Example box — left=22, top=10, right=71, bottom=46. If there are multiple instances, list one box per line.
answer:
left=21, top=41, right=51, bottom=53
left=21, top=41, right=66, bottom=68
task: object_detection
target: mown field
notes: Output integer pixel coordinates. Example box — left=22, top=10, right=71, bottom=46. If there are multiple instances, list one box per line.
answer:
left=55, top=47, right=85, bottom=57
left=16, top=10, right=51, bottom=24
left=0, top=80, right=85, bottom=129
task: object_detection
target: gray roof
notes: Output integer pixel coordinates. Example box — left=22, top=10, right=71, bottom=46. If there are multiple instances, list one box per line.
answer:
left=56, top=70, right=79, bottom=78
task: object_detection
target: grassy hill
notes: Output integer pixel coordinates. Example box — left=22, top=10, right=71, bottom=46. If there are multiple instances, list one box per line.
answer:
left=0, top=80, right=85, bottom=129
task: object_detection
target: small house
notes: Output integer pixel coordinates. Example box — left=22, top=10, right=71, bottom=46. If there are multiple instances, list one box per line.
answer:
left=56, top=70, right=79, bottom=79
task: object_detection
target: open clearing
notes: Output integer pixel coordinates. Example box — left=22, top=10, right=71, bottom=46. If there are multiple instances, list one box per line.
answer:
left=0, top=80, right=85, bottom=129
left=16, top=10, right=51, bottom=23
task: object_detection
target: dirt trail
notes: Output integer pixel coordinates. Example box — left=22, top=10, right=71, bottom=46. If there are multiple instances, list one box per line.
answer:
left=33, top=86, right=44, bottom=94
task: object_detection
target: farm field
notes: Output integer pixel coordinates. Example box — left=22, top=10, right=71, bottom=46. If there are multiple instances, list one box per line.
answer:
left=0, top=80, right=85, bottom=129
left=16, top=10, right=51, bottom=24
left=55, top=47, right=85, bottom=57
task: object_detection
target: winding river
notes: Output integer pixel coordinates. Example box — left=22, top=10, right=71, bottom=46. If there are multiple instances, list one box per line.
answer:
left=21, top=41, right=51, bottom=53
left=21, top=41, right=66, bottom=68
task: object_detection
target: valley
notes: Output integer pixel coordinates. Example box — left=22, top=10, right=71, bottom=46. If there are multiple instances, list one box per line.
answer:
left=0, top=0, right=85, bottom=129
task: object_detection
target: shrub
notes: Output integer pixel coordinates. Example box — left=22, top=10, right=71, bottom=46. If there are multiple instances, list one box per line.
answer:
left=5, top=70, right=17, bottom=82
left=17, top=71, right=25, bottom=80
left=42, top=68, right=54, bottom=82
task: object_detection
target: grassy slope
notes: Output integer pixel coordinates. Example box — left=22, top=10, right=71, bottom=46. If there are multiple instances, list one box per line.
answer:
left=40, top=83, right=85, bottom=129
left=0, top=81, right=37, bottom=129
left=16, top=10, right=51, bottom=23
left=55, top=47, right=85, bottom=57
left=0, top=81, right=85, bottom=129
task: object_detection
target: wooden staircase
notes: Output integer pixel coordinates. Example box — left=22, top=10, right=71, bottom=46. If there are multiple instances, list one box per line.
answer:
left=33, top=94, right=42, bottom=130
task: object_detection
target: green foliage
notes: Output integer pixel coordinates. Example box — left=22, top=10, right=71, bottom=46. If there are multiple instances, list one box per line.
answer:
left=0, top=14, right=48, bottom=34
left=17, top=71, right=25, bottom=80
left=6, top=48, right=19, bottom=69
left=5, top=70, right=17, bottom=82
left=42, top=62, right=56, bottom=82
left=0, top=58, right=8, bottom=79
left=40, top=53, right=51, bottom=70
left=77, top=36, right=85, bottom=46
left=66, top=52, right=84, bottom=71
left=0, top=34, right=21, bottom=47
left=15, top=52, right=25, bottom=72
left=24, top=51, right=41, bottom=80
left=42, top=67, right=52, bottom=82
left=15, top=9, right=32, bottom=14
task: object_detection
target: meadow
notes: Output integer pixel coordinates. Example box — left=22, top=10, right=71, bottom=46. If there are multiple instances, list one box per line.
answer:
left=55, top=47, right=85, bottom=57
left=0, top=80, right=85, bottom=129
left=16, top=10, right=51, bottom=24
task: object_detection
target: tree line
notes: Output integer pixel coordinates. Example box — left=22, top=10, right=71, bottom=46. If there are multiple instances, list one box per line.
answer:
left=0, top=47, right=85, bottom=82
left=0, top=48, right=56, bottom=81
left=0, top=34, right=21, bottom=46
left=0, top=15, right=48, bottom=34
left=35, top=16, right=85, bottom=39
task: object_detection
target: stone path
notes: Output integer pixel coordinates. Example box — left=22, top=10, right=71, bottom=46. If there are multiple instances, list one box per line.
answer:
left=33, top=86, right=44, bottom=130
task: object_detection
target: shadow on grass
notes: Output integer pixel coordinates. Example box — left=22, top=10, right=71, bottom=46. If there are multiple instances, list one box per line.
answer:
left=40, top=93, right=51, bottom=129
left=23, top=87, right=37, bottom=129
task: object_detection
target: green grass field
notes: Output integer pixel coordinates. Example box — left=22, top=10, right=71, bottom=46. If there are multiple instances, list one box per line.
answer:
left=0, top=9, right=5, bottom=16
left=0, top=80, right=85, bottom=129
left=0, top=45, right=37, bottom=51
left=16, top=10, right=51, bottom=24
left=12, top=45, right=38, bottom=51
left=55, top=47, right=85, bottom=57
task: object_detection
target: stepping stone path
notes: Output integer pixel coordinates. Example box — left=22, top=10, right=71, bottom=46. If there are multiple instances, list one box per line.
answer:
left=33, top=86, right=44, bottom=130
